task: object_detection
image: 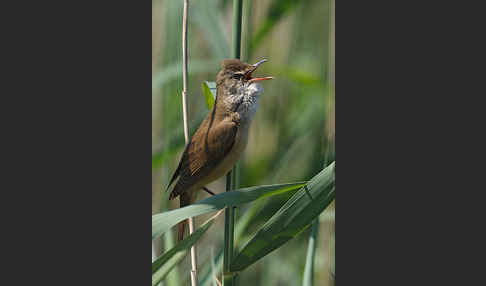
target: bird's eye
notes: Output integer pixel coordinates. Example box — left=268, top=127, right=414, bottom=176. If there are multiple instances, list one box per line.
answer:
left=232, top=73, right=243, bottom=79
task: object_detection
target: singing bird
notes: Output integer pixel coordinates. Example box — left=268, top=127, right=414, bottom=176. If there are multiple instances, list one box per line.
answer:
left=166, top=58, right=273, bottom=241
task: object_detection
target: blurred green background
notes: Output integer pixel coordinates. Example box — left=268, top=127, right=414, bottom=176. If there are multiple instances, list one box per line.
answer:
left=152, top=0, right=334, bottom=285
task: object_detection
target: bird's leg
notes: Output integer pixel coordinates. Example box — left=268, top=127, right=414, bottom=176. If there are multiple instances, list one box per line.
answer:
left=202, top=187, right=216, bottom=196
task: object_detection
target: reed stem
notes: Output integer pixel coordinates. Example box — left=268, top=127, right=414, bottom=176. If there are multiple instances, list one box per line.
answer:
left=223, top=171, right=235, bottom=285
left=223, top=1, right=243, bottom=285
left=303, top=219, right=319, bottom=286
left=182, top=0, right=198, bottom=285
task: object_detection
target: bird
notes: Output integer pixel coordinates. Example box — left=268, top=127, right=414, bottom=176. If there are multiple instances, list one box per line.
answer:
left=166, top=58, right=273, bottom=241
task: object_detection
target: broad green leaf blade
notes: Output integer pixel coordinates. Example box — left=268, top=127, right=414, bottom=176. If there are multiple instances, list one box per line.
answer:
left=152, top=213, right=219, bottom=286
left=202, top=81, right=217, bottom=110
left=152, top=182, right=306, bottom=240
left=302, top=219, right=319, bottom=286
left=199, top=198, right=265, bottom=286
left=152, top=251, right=187, bottom=286
left=230, top=162, right=335, bottom=271
left=199, top=189, right=295, bottom=286
left=199, top=177, right=307, bottom=285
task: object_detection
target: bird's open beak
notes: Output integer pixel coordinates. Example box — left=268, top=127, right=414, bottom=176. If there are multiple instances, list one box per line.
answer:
left=246, top=59, right=274, bottom=83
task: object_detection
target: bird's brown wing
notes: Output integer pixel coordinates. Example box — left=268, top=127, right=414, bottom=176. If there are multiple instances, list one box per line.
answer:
left=168, top=119, right=238, bottom=200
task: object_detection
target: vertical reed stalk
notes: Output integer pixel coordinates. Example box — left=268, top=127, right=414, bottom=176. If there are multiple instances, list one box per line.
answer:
left=232, top=0, right=243, bottom=59
left=303, top=219, right=319, bottom=286
left=223, top=1, right=243, bottom=285
left=223, top=172, right=235, bottom=285
left=242, top=0, right=252, bottom=61
left=181, top=1, right=198, bottom=285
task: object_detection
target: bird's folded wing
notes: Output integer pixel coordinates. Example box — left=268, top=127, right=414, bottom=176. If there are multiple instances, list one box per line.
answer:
left=169, top=120, right=238, bottom=199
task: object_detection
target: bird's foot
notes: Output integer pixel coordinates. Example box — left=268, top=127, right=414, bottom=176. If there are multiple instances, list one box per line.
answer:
left=202, top=187, right=216, bottom=196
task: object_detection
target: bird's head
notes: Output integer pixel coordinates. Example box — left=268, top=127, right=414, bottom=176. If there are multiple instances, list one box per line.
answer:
left=216, top=58, right=273, bottom=111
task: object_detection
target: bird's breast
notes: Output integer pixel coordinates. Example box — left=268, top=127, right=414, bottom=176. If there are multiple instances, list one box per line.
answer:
left=204, top=123, right=250, bottom=183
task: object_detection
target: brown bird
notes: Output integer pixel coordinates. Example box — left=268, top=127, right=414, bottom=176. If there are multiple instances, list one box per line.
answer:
left=167, top=58, right=273, bottom=241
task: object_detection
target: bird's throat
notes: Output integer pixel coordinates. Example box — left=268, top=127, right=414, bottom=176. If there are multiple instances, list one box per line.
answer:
left=223, top=82, right=262, bottom=120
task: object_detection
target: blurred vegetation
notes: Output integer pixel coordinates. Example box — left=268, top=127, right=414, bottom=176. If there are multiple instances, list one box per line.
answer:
left=152, top=0, right=334, bottom=285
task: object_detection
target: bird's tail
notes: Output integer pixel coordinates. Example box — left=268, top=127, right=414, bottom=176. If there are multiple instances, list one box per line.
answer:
left=177, top=191, right=193, bottom=241
left=177, top=220, right=186, bottom=242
